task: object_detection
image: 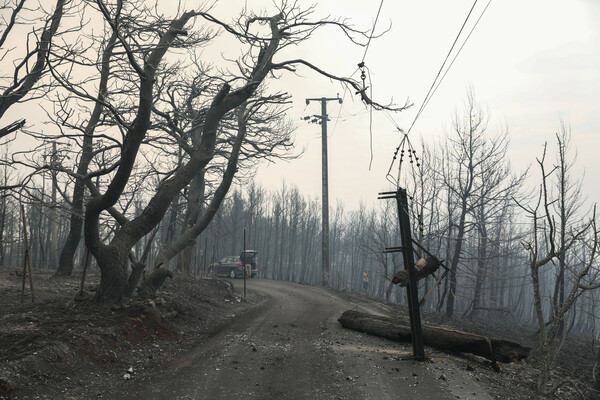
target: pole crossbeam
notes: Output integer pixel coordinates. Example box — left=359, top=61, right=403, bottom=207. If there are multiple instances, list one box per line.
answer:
left=305, top=96, right=342, bottom=287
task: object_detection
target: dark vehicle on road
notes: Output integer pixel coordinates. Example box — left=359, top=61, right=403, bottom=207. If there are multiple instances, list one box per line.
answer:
left=210, top=251, right=259, bottom=279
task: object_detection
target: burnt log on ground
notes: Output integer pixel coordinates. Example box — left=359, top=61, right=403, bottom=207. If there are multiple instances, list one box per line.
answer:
left=338, top=310, right=530, bottom=364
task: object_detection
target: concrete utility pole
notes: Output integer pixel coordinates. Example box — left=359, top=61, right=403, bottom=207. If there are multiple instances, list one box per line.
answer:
left=305, top=96, right=342, bottom=287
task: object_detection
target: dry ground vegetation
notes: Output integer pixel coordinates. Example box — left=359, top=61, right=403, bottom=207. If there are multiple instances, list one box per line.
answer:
left=0, top=267, right=266, bottom=399
left=0, top=267, right=595, bottom=400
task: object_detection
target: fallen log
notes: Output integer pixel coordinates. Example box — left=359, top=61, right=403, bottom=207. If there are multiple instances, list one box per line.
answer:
left=392, top=256, right=441, bottom=286
left=338, top=310, right=530, bottom=363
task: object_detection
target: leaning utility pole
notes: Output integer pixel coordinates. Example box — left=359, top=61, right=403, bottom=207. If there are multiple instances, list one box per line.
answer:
left=305, top=96, right=342, bottom=287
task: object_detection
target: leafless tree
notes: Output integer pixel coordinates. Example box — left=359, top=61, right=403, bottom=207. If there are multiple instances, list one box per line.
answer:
left=0, top=0, right=70, bottom=258
left=435, top=89, right=513, bottom=317
left=517, top=142, right=599, bottom=394
left=0, top=0, right=68, bottom=136
left=358, top=200, right=401, bottom=302
left=51, top=8, right=119, bottom=276
left=551, top=123, right=585, bottom=337
left=406, top=142, right=447, bottom=307
left=52, top=2, right=408, bottom=303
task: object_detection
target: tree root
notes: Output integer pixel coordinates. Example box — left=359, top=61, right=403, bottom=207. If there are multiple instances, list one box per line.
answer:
left=138, top=268, right=173, bottom=299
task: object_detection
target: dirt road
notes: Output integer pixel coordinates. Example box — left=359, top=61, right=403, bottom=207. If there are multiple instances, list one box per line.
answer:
left=110, top=279, right=492, bottom=399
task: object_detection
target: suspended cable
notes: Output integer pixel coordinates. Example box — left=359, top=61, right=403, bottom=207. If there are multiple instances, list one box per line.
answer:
left=361, top=0, right=385, bottom=63
left=382, top=109, right=402, bottom=132
left=329, top=86, right=349, bottom=138
left=330, top=67, right=361, bottom=137
left=386, top=0, right=496, bottom=186
left=405, top=0, right=479, bottom=137
left=421, top=0, right=494, bottom=113
left=356, top=0, right=384, bottom=170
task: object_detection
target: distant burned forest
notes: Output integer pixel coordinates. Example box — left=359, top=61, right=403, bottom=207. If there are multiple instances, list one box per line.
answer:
left=3, top=113, right=597, bottom=337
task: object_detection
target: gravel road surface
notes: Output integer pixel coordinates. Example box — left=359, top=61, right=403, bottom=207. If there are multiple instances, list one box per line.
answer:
left=111, top=279, right=492, bottom=399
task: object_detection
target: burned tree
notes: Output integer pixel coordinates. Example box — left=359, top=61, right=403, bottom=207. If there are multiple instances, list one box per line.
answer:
left=54, top=13, right=120, bottom=276
left=0, top=0, right=67, bottom=125
left=43, top=2, right=410, bottom=303
left=435, top=89, right=518, bottom=317
left=550, top=124, right=585, bottom=338
left=0, top=0, right=69, bottom=259
left=517, top=141, right=599, bottom=394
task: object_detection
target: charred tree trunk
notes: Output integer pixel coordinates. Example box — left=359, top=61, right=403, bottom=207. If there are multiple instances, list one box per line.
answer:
left=48, top=144, right=59, bottom=270
left=154, top=104, right=250, bottom=268
left=138, top=268, right=173, bottom=299
left=447, top=204, right=467, bottom=318
left=56, top=28, right=118, bottom=276
left=124, top=262, right=146, bottom=298
left=0, top=192, right=6, bottom=266
left=437, top=195, right=453, bottom=313
left=471, top=218, right=488, bottom=316
left=338, top=310, right=530, bottom=364
left=94, top=246, right=129, bottom=302
left=179, top=169, right=205, bottom=273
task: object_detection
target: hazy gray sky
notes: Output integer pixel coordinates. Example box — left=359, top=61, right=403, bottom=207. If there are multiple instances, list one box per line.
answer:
left=206, top=0, right=599, bottom=210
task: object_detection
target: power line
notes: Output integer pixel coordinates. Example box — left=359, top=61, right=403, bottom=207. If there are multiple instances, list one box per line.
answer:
left=362, top=0, right=385, bottom=63
left=328, top=90, right=347, bottom=138
left=386, top=0, right=495, bottom=185
left=405, top=0, right=480, bottom=136
left=382, top=109, right=402, bottom=131
left=358, top=0, right=385, bottom=170
left=329, top=68, right=360, bottom=137
left=421, top=0, right=494, bottom=114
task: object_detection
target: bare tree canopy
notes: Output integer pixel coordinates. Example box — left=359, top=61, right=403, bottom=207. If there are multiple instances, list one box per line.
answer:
left=2, top=1, right=409, bottom=303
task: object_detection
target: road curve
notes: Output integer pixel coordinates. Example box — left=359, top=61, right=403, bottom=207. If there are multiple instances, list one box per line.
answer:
left=115, top=279, right=491, bottom=399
